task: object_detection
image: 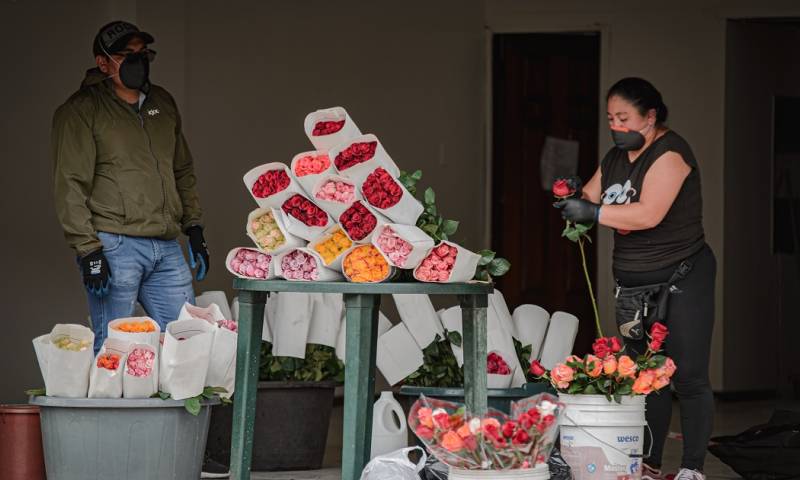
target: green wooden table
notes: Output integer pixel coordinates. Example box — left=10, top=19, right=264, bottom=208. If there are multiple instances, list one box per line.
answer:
left=230, top=279, right=494, bottom=480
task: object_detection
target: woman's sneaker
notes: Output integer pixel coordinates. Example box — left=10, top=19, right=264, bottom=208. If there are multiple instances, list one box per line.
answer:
left=642, top=463, right=666, bottom=480
left=672, top=468, right=706, bottom=480
left=201, top=454, right=230, bottom=479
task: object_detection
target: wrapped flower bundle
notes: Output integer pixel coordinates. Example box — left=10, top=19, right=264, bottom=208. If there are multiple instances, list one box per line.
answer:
left=230, top=248, right=272, bottom=279
left=312, top=120, right=345, bottom=136
left=334, top=141, right=377, bottom=171
left=53, top=336, right=90, bottom=352
left=315, top=179, right=356, bottom=204
left=280, top=249, right=321, bottom=281
left=282, top=194, right=329, bottom=227
left=313, top=228, right=352, bottom=265
left=249, top=210, right=286, bottom=251
left=217, top=319, right=238, bottom=332
left=363, top=167, right=402, bottom=209
left=251, top=169, right=290, bottom=198
left=113, top=321, right=156, bottom=333
left=374, top=226, right=413, bottom=267
left=487, top=352, right=511, bottom=375
left=96, top=353, right=121, bottom=370
left=415, top=243, right=457, bottom=282
left=339, top=201, right=378, bottom=241
left=294, top=153, right=331, bottom=177
left=126, top=347, right=155, bottom=378
left=343, top=245, right=391, bottom=283
left=409, top=394, right=563, bottom=471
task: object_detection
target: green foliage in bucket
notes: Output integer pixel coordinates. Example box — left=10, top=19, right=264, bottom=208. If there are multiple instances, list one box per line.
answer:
left=259, top=342, right=344, bottom=383
left=404, top=331, right=464, bottom=388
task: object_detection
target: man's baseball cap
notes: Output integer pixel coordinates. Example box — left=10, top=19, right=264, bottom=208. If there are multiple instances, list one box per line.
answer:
left=93, top=21, right=154, bottom=56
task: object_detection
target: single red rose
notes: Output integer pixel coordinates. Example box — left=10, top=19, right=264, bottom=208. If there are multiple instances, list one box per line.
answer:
left=502, top=421, right=516, bottom=438
left=530, top=360, right=547, bottom=377
left=462, top=434, right=477, bottom=451
left=433, top=412, right=450, bottom=430
left=512, top=429, right=531, bottom=446
left=609, top=336, right=623, bottom=353
left=592, top=337, right=613, bottom=359
left=415, top=425, right=434, bottom=441
left=650, top=322, right=669, bottom=344
left=649, top=339, right=663, bottom=352
left=518, top=413, right=534, bottom=430
left=552, top=178, right=574, bottom=198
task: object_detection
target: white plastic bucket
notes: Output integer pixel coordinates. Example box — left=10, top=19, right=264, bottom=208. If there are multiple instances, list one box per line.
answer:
left=558, top=394, right=648, bottom=480
left=449, top=463, right=549, bottom=479
left=370, top=391, right=407, bottom=459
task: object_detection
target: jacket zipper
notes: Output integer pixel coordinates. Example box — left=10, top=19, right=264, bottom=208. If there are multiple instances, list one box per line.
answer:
left=136, top=102, right=169, bottom=236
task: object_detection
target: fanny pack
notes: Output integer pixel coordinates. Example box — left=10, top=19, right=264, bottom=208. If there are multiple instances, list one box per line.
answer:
left=614, top=259, right=693, bottom=340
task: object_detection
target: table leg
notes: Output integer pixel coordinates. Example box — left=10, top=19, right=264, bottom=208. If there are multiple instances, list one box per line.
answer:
left=341, top=293, right=380, bottom=480
left=459, top=293, right=488, bottom=416
left=230, top=290, right=267, bottom=480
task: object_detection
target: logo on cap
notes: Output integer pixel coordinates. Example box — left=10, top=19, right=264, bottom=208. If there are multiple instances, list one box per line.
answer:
left=101, top=22, right=138, bottom=47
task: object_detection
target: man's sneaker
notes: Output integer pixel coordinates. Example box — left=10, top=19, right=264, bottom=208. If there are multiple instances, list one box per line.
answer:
left=671, top=468, right=706, bottom=480
left=200, top=454, right=230, bottom=479
left=642, top=463, right=666, bottom=480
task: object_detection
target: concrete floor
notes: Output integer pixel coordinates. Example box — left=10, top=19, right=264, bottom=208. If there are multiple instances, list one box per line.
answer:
left=247, top=398, right=779, bottom=480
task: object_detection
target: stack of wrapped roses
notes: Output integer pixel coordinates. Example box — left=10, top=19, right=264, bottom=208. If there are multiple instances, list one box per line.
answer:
left=229, top=107, right=483, bottom=283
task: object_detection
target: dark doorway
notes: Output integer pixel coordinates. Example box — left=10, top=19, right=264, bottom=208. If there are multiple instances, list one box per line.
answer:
left=491, top=33, right=600, bottom=355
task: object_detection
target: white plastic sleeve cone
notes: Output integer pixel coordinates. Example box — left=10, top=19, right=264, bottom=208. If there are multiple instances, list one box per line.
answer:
left=243, top=162, right=304, bottom=210
left=274, top=248, right=344, bottom=282
left=439, top=306, right=464, bottom=367
left=336, top=310, right=391, bottom=363
left=88, top=338, right=129, bottom=399
left=539, top=311, right=579, bottom=370
left=262, top=293, right=280, bottom=343
left=43, top=324, right=94, bottom=398
left=123, top=342, right=159, bottom=398
left=392, top=294, right=444, bottom=349
left=371, top=224, right=435, bottom=269
left=291, top=150, right=336, bottom=195
left=487, top=305, right=526, bottom=388
left=277, top=201, right=333, bottom=242
left=304, top=106, right=362, bottom=152
left=513, top=305, right=551, bottom=360
left=159, top=319, right=215, bottom=400
left=107, top=317, right=161, bottom=354
left=311, top=174, right=363, bottom=220
left=206, top=325, right=237, bottom=398
left=329, top=134, right=400, bottom=187
left=194, top=291, right=233, bottom=321
left=307, top=226, right=354, bottom=272
left=491, top=289, right=517, bottom=339
left=376, top=323, right=424, bottom=386
left=271, top=292, right=313, bottom=358
left=306, top=293, right=344, bottom=348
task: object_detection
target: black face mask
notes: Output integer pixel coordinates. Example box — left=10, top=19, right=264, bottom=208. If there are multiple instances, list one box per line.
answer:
left=118, top=51, right=150, bottom=90
left=610, top=124, right=652, bottom=151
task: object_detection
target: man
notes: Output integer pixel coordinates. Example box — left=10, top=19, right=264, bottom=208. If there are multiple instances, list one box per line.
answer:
left=51, top=23, right=227, bottom=477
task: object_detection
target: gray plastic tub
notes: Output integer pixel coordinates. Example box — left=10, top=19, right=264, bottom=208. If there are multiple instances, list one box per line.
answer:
left=29, top=395, right=219, bottom=480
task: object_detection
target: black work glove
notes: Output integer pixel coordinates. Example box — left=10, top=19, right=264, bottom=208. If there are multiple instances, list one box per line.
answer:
left=554, top=198, right=600, bottom=224
left=187, top=225, right=210, bottom=281
left=80, top=249, right=112, bottom=297
left=554, top=175, right=583, bottom=198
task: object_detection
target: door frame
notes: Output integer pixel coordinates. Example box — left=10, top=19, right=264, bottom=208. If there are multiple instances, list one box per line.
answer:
left=484, top=17, right=616, bottom=333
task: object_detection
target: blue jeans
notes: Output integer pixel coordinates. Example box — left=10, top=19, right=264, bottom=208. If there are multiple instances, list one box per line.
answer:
left=86, top=232, right=196, bottom=353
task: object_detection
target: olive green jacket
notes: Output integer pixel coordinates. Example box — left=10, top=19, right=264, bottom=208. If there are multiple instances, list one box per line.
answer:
left=52, top=69, right=203, bottom=257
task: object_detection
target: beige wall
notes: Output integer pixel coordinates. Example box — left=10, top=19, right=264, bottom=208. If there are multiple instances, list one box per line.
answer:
left=486, top=0, right=800, bottom=391
left=0, top=0, right=484, bottom=403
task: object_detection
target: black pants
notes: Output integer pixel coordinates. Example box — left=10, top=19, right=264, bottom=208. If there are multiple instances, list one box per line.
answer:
left=615, top=244, right=716, bottom=471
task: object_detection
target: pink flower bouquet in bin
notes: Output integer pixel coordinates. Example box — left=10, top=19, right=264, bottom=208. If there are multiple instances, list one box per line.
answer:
left=372, top=224, right=434, bottom=269
left=274, top=248, right=344, bottom=282
left=291, top=151, right=336, bottom=195
left=414, top=242, right=482, bottom=283
left=312, top=174, right=362, bottom=220
left=123, top=343, right=158, bottom=398
left=408, top=393, right=563, bottom=471
left=243, top=162, right=303, bottom=210
left=226, top=247, right=274, bottom=280
left=304, top=106, right=362, bottom=152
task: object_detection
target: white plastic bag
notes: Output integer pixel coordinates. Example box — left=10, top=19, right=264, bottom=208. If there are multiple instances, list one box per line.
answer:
left=34, top=324, right=94, bottom=398
left=107, top=317, right=161, bottom=353
left=159, top=319, right=215, bottom=400
left=360, top=447, right=426, bottom=480
left=88, top=338, right=129, bottom=399
left=123, top=342, right=159, bottom=399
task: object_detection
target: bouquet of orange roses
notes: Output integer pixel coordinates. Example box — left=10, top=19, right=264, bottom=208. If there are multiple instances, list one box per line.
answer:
left=408, top=393, right=563, bottom=471
left=529, top=322, right=676, bottom=402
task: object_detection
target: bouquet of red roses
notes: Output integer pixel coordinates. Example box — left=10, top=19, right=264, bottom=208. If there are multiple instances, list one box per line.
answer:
left=409, top=393, right=562, bottom=471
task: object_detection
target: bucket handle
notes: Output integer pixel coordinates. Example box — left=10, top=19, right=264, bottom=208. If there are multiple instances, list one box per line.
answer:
left=564, top=412, right=654, bottom=460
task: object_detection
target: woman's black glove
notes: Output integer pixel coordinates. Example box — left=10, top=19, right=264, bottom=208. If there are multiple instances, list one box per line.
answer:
left=554, top=198, right=600, bottom=223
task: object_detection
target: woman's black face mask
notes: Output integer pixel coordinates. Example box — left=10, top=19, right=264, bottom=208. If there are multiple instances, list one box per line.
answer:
left=118, top=51, right=151, bottom=90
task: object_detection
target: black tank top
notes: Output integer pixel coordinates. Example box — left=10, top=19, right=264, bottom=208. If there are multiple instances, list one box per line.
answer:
left=600, top=130, right=705, bottom=272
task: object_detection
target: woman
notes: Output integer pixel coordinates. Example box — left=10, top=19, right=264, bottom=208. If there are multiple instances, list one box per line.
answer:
left=556, top=77, right=715, bottom=480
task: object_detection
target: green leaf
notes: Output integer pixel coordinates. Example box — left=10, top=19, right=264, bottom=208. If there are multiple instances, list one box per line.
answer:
left=424, top=187, right=436, bottom=205
left=184, top=396, right=201, bottom=416
left=473, top=269, right=490, bottom=282
left=425, top=204, right=438, bottom=216
left=25, top=388, right=46, bottom=396
left=613, top=393, right=622, bottom=404
left=411, top=170, right=423, bottom=181
left=447, top=330, right=463, bottom=347
left=220, top=397, right=233, bottom=406
left=478, top=250, right=496, bottom=266
left=616, top=383, right=632, bottom=396
left=568, top=382, right=583, bottom=394
left=564, top=228, right=582, bottom=243
left=442, top=219, right=459, bottom=236
left=584, top=384, right=598, bottom=395
left=488, top=258, right=511, bottom=277
left=159, top=391, right=172, bottom=400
